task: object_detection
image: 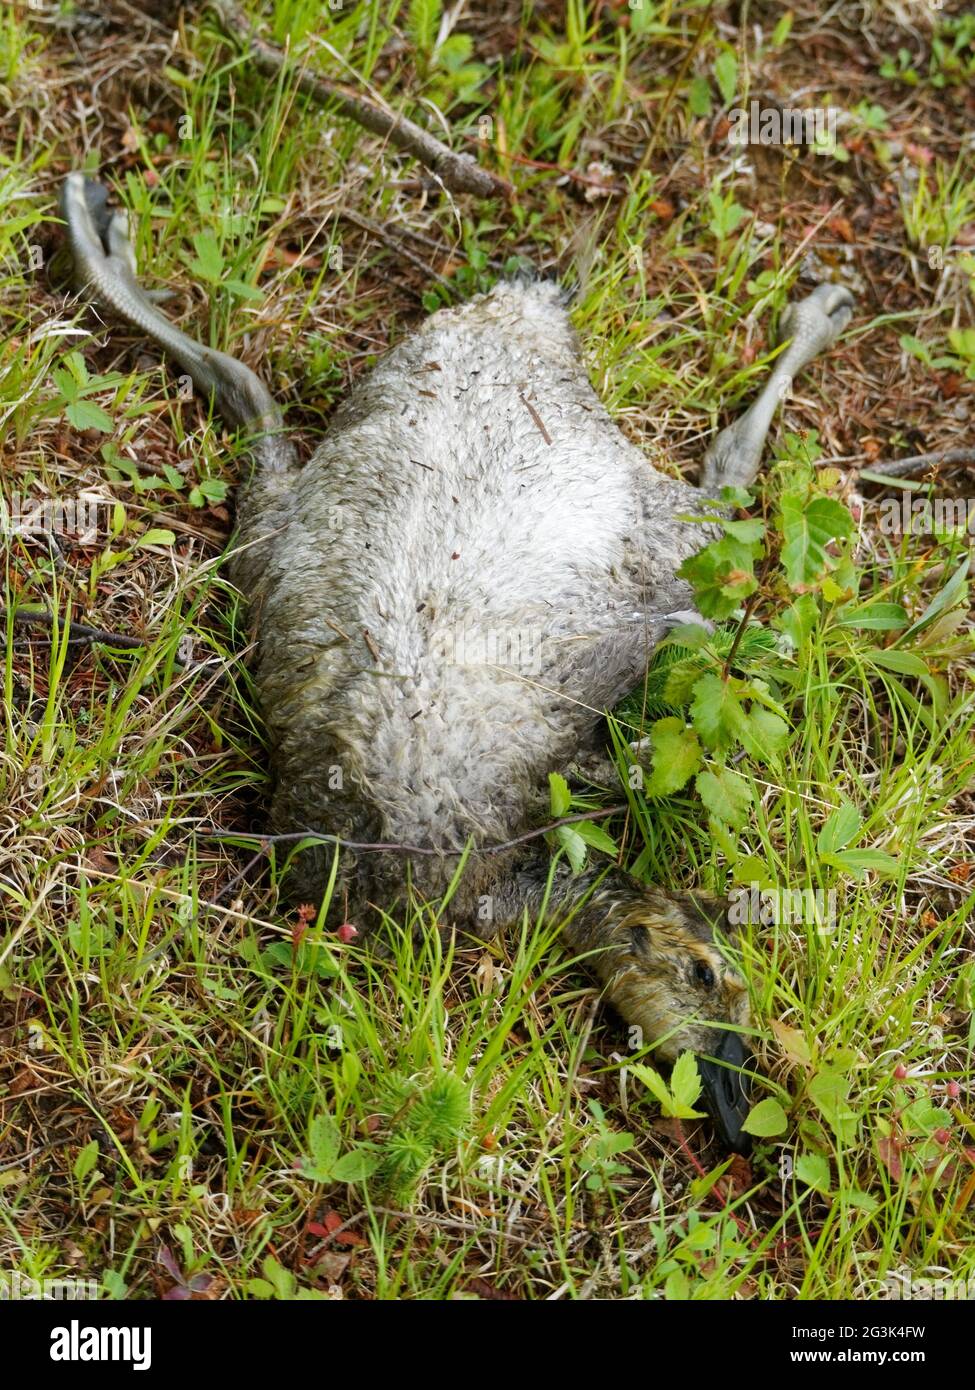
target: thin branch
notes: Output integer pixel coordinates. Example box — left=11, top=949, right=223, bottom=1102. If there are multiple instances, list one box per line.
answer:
left=209, top=803, right=627, bottom=903
left=4, top=607, right=151, bottom=653
left=205, top=0, right=511, bottom=201
left=859, top=448, right=975, bottom=479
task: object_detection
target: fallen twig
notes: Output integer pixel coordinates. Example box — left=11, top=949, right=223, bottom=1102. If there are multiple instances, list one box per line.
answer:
left=859, top=448, right=975, bottom=479
left=4, top=607, right=150, bottom=653
left=206, top=0, right=511, bottom=201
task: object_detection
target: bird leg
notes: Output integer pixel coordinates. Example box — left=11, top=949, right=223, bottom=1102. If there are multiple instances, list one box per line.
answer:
left=699, top=283, right=854, bottom=495
left=60, top=173, right=295, bottom=473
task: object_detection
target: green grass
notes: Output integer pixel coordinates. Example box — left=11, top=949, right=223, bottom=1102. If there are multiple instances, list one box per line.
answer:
left=1, top=0, right=974, bottom=1300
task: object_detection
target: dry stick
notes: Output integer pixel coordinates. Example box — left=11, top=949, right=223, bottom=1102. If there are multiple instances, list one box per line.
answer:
left=206, top=0, right=511, bottom=201
left=4, top=607, right=154, bottom=654
left=859, top=447, right=975, bottom=479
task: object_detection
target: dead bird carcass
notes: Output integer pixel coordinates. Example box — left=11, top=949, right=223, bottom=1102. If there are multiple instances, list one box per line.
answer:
left=61, top=171, right=855, bottom=1150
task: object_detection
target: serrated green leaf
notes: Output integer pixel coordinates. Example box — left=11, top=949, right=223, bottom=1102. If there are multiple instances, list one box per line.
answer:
left=690, top=673, right=748, bottom=754
left=632, top=1062, right=673, bottom=1110
left=671, top=1051, right=704, bottom=1111
left=795, top=1152, right=831, bottom=1192
left=696, top=767, right=751, bottom=828
left=67, top=400, right=114, bottom=433
left=741, top=706, right=789, bottom=760
left=646, top=717, right=703, bottom=796
left=663, top=657, right=709, bottom=707
left=779, top=493, right=854, bottom=588
left=678, top=536, right=757, bottom=620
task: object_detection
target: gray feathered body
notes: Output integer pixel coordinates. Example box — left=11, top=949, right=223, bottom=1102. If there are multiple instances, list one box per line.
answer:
left=230, top=280, right=710, bottom=918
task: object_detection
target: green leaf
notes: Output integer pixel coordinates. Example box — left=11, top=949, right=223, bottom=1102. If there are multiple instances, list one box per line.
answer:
left=102, top=1270, right=128, bottom=1300
left=671, top=1051, right=704, bottom=1112
left=52, top=366, right=80, bottom=401
left=548, top=771, right=571, bottom=817
left=688, top=74, right=711, bottom=117
left=306, top=1112, right=340, bottom=1178
left=867, top=649, right=930, bottom=676
left=898, top=556, right=968, bottom=643
left=690, top=673, right=748, bottom=754
left=795, top=1152, right=831, bottom=1193
left=659, top=622, right=710, bottom=651
left=67, top=400, right=114, bottom=433
left=741, top=706, right=789, bottom=760
left=646, top=717, right=703, bottom=796
left=245, top=1278, right=276, bottom=1299
left=714, top=50, right=738, bottom=105
left=741, top=1097, right=788, bottom=1137
left=633, top=1058, right=705, bottom=1120
left=841, top=1188, right=879, bottom=1215
left=836, top=602, right=908, bottom=630
left=733, top=854, right=775, bottom=889
left=187, top=230, right=224, bottom=283
left=409, top=0, right=441, bottom=53
left=196, top=477, right=228, bottom=502
left=721, top=517, right=765, bottom=544
left=779, top=493, right=854, bottom=588
left=678, top=536, right=757, bottom=619
left=696, top=767, right=751, bottom=828
left=771, top=10, right=794, bottom=45
left=663, top=657, right=709, bottom=707
left=822, top=848, right=899, bottom=879
left=573, top=821, right=618, bottom=854
left=224, top=278, right=264, bottom=302
left=633, top=1062, right=673, bottom=1110
left=777, top=592, right=818, bottom=650
left=817, top=802, right=861, bottom=854
left=261, top=1255, right=296, bottom=1300
left=555, top=825, right=587, bottom=873
left=137, top=528, right=176, bottom=548
left=331, top=1148, right=381, bottom=1183
left=808, top=1069, right=859, bottom=1142
left=73, top=1140, right=100, bottom=1183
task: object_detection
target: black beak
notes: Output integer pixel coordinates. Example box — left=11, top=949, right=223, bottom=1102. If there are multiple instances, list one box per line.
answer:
left=697, top=1032, right=752, bottom=1154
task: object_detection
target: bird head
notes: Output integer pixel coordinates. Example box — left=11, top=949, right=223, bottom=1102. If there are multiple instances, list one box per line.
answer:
left=569, top=881, right=753, bottom=1152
